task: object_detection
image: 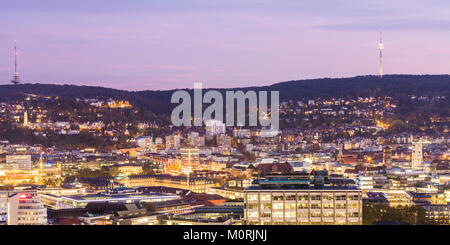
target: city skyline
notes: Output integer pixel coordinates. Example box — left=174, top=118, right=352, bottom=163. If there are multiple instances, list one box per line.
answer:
left=0, top=0, right=449, bottom=233
left=1, top=0, right=450, bottom=90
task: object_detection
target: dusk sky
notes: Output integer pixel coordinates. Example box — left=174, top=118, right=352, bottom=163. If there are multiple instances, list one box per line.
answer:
left=1, top=0, right=449, bottom=90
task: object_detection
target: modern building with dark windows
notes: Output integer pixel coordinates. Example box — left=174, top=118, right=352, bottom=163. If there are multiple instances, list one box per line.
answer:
left=243, top=172, right=362, bottom=225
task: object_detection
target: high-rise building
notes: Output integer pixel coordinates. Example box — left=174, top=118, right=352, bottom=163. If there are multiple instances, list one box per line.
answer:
left=0, top=191, right=7, bottom=223
left=218, top=135, right=232, bottom=154
left=357, top=176, right=374, bottom=190
left=383, top=146, right=392, bottom=169
left=205, top=120, right=225, bottom=140
left=136, top=136, right=153, bottom=149
left=233, top=129, right=251, bottom=138
left=23, top=111, right=28, bottom=127
left=411, top=137, right=423, bottom=169
left=244, top=188, right=362, bottom=225
left=187, top=131, right=199, bottom=146
left=187, top=132, right=205, bottom=147
left=165, top=135, right=180, bottom=150
left=244, top=173, right=362, bottom=225
left=180, top=148, right=200, bottom=175
left=6, top=155, right=32, bottom=171
left=7, top=192, right=47, bottom=225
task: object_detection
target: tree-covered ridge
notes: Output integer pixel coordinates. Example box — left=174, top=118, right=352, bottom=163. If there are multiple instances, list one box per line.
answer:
left=0, top=74, right=448, bottom=115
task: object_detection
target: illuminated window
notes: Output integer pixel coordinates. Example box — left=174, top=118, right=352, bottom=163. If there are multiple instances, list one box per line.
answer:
left=298, top=195, right=308, bottom=201
left=323, top=204, right=334, bottom=209
left=349, top=204, right=359, bottom=209
left=311, top=204, right=321, bottom=209
left=349, top=194, right=359, bottom=201
left=298, top=212, right=308, bottom=218
left=298, top=203, right=309, bottom=209
left=273, top=203, right=283, bottom=210
left=247, top=194, right=258, bottom=201
left=336, top=204, right=346, bottom=209
left=260, top=203, right=272, bottom=209
left=311, top=195, right=321, bottom=201
left=273, top=195, right=284, bottom=201
left=273, top=211, right=283, bottom=218
left=260, top=194, right=271, bottom=201
left=286, top=195, right=296, bottom=201
left=248, top=204, right=258, bottom=209
left=285, top=212, right=296, bottom=218
left=285, top=203, right=296, bottom=210
left=336, top=195, right=347, bottom=201
left=322, top=194, right=333, bottom=200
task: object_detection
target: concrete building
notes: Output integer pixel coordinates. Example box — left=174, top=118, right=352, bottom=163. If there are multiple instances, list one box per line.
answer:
left=205, top=120, right=225, bottom=140
left=180, top=148, right=200, bottom=175
left=41, top=191, right=178, bottom=209
left=6, top=155, right=32, bottom=170
left=136, top=136, right=153, bottom=149
left=244, top=188, right=362, bottom=225
left=0, top=191, right=7, bottom=223
left=423, top=204, right=449, bottom=225
left=383, top=146, right=392, bottom=169
left=110, top=164, right=143, bottom=176
left=218, top=135, right=232, bottom=154
left=243, top=173, right=362, bottom=225
left=165, top=135, right=180, bottom=150
left=411, top=137, right=423, bottom=169
left=7, top=192, right=47, bottom=225
left=119, top=174, right=214, bottom=193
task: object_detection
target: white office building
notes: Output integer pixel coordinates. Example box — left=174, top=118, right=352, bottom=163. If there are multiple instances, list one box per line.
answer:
left=411, top=137, right=423, bottom=169
left=205, top=120, right=225, bottom=140
left=7, top=192, right=47, bottom=225
left=6, top=155, right=32, bottom=170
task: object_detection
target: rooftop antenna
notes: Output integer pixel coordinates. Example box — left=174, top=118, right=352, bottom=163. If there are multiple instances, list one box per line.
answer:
left=11, top=40, right=21, bottom=85
left=378, top=32, right=384, bottom=78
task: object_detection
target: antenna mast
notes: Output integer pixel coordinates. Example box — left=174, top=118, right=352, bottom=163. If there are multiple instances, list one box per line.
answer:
left=11, top=40, right=21, bottom=85
left=378, top=32, right=384, bottom=78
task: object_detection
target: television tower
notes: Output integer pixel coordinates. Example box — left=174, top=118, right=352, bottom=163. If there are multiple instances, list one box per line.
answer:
left=378, top=32, right=384, bottom=78
left=11, top=40, right=21, bottom=85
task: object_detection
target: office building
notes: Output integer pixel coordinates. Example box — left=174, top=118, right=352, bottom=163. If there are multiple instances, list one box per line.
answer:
left=383, top=146, right=392, bottom=169
left=165, top=135, right=180, bottom=150
left=180, top=148, right=200, bottom=174
left=411, top=137, right=423, bottom=169
left=205, top=120, right=225, bottom=140
left=7, top=192, right=47, bottom=225
left=243, top=173, right=362, bottom=225
left=6, top=155, right=32, bottom=171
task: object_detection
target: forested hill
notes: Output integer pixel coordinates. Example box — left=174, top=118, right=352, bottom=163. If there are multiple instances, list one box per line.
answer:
left=268, top=74, right=450, bottom=100
left=0, top=74, right=449, bottom=115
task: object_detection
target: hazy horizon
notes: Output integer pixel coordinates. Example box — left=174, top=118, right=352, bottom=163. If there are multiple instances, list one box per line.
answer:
left=1, top=0, right=450, bottom=90
left=3, top=73, right=449, bottom=92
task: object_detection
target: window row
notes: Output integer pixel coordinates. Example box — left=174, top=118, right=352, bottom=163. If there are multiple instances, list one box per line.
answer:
left=247, top=194, right=360, bottom=201
left=247, top=203, right=359, bottom=209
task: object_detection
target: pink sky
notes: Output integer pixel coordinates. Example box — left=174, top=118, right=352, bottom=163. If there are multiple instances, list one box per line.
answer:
left=0, top=0, right=449, bottom=90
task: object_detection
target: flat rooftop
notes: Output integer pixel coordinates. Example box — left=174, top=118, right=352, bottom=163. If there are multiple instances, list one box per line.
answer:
left=244, top=186, right=361, bottom=191
left=61, top=192, right=179, bottom=202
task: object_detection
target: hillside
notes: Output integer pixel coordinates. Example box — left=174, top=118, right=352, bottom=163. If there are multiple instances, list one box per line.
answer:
left=0, top=74, right=449, bottom=115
